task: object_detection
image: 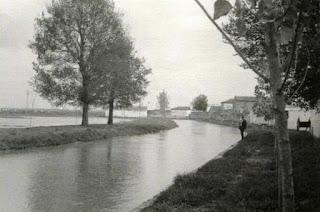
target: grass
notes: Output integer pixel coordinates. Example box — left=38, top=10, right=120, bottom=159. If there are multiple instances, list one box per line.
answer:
left=0, top=118, right=177, bottom=151
left=142, top=130, right=320, bottom=212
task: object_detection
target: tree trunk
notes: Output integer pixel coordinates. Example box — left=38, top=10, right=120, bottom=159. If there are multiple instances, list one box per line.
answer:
left=81, top=102, right=89, bottom=126
left=265, top=23, right=295, bottom=212
left=108, top=98, right=114, bottom=125
left=81, top=71, right=89, bottom=127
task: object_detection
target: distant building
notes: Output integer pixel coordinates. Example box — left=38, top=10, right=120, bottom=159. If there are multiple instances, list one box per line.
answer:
left=219, top=96, right=258, bottom=121
left=221, top=96, right=257, bottom=114
left=171, top=106, right=192, bottom=118
left=107, top=106, right=148, bottom=118
left=208, top=105, right=222, bottom=113
left=208, top=105, right=222, bottom=119
left=221, top=99, right=234, bottom=110
left=233, top=96, right=257, bottom=114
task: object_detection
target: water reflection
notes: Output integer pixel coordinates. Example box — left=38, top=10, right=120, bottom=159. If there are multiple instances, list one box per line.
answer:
left=0, top=120, right=240, bottom=212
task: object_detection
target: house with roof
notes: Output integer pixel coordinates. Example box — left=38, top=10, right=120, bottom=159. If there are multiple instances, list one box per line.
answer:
left=207, top=105, right=223, bottom=119
left=233, top=96, right=257, bottom=114
left=208, top=105, right=222, bottom=113
left=221, top=96, right=257, bottom=114
left=219, top=96, right=258, bottom=121
left=221, top=99, right=234, bottom=110
left=170, top=106, right=191, bottom=118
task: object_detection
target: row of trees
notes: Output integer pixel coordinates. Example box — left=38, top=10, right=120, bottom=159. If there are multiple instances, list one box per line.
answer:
left=30, top=0, right=150, bottom=126
left=157, top=90, right=208, bottom=114
left=195, top=0, right=320, bottom=211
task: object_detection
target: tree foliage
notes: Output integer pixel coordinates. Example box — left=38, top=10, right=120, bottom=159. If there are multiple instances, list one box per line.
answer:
left=194, top=0, right=320, bottom=210
left=98, top=40, right=151, bottom=124
left=157, top=90, right=169, bottom=117
left=30, top=0, right=122, bottom=125
left=30, top=0, right=151, bottom=126
left=252, top=82, right=273, bottom=121
left=223, top=0, right=320, bottom=111
left=192, top=94, right=208, bottom=111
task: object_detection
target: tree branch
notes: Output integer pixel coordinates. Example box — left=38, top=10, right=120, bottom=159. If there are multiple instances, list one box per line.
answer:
left=279, top=6, right=302, bottom=92
left=194, top=0, right=270, bottom=83
left=275, top=0, right=292, bottom=22
left=287, top=48, right=310, bottom=100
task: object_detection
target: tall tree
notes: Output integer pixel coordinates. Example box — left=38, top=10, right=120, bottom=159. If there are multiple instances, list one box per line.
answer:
left=30, top=0, right=122, bottom=126
left=194, top=0, right=319, bottom=211
left=192, top=94, right=208, bottom=111
left=252, top=10, right=320, bottom=117
left=92, top=29, right=151, bottom=125
left=157, top=90, right=169, bottom=117
left=105, top=56, right=150, bottom=125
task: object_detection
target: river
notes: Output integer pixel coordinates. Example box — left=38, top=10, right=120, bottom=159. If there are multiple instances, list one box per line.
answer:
left=0, top=120, right=240, bottom=212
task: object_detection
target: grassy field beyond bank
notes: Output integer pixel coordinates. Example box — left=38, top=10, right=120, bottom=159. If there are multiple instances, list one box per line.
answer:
left=142, top=130, right=320, bottom=212
left=0, top=118, right=177, bottom=151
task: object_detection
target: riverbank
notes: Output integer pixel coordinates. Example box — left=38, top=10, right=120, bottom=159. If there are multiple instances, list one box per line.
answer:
left=0, top=118, right=177, bottom=151
left=190, top=117, right=273, bottom=131
left=142, top=130, right=320, bottom=211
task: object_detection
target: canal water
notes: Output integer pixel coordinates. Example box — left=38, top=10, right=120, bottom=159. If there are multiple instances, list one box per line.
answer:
left=0, top=120, right=240, bottom=212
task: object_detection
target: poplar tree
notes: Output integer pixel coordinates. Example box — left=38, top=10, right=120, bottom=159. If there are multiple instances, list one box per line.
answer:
left=194, top=0, right=319, bottom=210
left=157, top=90, right=169, bottom=117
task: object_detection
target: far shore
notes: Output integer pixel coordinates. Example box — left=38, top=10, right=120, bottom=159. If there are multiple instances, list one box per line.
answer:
left=0, top=118, right=177, bottom=151
left=0, top=110, right=106, bottom=118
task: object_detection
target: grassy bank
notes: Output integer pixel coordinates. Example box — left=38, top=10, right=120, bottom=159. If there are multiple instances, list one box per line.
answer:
left=142, top=130, right=320, bottom=211
left=190, top=117, right=273, bottom=131
left=0, top=118, right=177, bottom=151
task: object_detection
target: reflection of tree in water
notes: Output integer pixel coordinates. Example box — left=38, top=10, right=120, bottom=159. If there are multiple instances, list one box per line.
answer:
left=27, top=148, right=80, bottom=211
left=73, top=143, right=117, bottom=210
left=73, top=139, right=143, bottom=211
left=26, top=143, right=119, bottom=211
left=155, top=131, right=170, bottom=178
left=158, top=131, right=167, bottom=141
left=107, top=139, right=113, bottom=168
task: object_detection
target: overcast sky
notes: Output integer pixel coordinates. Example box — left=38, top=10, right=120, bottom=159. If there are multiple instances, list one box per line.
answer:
left=0, top=0, right=257, bottom=109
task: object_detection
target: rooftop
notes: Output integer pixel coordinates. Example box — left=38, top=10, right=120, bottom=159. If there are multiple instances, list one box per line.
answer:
left=234, top=96, right=257, bottom=102
left=221, top=96, right=257, bottom=104
left=221, top=98, right=234, bottom=104
left=208, top=105, right=222, bottom=112
left=171, top=106, right=191, bottom=110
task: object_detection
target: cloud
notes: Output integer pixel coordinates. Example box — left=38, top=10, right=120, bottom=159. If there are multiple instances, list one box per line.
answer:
left=0, top=0, right=257, bottom=108
left=0, top=13, right=30, bottom=48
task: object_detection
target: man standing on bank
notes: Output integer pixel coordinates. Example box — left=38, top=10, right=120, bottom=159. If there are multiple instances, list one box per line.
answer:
left=239, top=116, right=247, bottom=140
